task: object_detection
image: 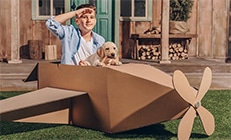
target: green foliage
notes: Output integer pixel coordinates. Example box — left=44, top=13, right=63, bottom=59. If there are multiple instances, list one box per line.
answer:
left=0, top=90, right=230, bottom=139
left=170, top=0, right=194, bottom=22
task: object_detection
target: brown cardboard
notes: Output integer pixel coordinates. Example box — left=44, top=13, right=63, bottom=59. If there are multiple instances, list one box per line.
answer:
left=0, top=87, right=87, bottom=124
left=0, top=62, right=190, bottom=133
left=173, top=68, right=215, bottom=140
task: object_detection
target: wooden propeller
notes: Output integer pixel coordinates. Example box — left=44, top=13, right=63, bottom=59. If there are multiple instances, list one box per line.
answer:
left=173, top=67, right=215, bottom=140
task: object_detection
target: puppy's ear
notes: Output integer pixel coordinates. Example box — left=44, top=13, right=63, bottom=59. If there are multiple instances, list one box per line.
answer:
left=97, top=47, right=105, bottom=58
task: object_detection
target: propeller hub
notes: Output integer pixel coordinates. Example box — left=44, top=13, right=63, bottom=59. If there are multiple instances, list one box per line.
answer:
left=194, top=101, right=201, bottom=109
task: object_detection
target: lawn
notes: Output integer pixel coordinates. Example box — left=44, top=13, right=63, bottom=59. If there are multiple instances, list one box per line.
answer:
left=0, top=90, right=230, bottom=140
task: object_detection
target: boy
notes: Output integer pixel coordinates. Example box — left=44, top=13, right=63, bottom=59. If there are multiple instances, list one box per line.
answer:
left=46, top=4, right=105, bottom=65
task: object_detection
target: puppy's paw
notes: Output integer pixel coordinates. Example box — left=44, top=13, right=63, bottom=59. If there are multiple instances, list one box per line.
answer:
left=116, top=61, right=122, bottom=65
left=93, top=60, right=105, bottom=67
left=79, top=60, right=91, bottom=66
left=96, top=62, right=105, bottom=67
left=110, top=60, right=122, bottom=66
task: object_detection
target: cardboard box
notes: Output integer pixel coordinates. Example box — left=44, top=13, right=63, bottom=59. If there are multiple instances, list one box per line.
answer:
left=0, top=62, right=189, bottom=133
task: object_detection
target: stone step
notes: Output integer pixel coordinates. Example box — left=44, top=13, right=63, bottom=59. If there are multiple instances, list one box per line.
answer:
left=1, top=72, right=230, bottom=91
left=122, top=59, right=231, bottom=73
left=0, top=59, right=230, bottom=91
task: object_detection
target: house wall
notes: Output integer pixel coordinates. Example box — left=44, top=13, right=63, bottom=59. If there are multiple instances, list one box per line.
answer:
left=120, top=0, right=230, bottom=60
left=0, top=0, right=229, bottom=61
left=0, top=0, right=62, bottom=60
left=198, top=0, right=229, bottom=58
left=0, top=0, right=11, bottom=59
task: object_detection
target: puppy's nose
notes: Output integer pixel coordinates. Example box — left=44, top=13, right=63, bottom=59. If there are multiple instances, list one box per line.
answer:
left=111, top=53, right=115, bottom=57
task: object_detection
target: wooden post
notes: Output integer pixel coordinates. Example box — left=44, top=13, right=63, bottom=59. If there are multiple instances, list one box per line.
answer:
left=160, top=0, right=171, bottom=63
left=8, top=0, right=22, bottom=64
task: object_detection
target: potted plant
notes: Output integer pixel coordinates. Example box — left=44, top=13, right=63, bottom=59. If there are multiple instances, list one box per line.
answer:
left=169, top=0, right=194, bottom=34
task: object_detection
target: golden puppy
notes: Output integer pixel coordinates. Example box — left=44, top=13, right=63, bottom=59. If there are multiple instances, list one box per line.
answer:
left=79, top=42, right=122, bottom=66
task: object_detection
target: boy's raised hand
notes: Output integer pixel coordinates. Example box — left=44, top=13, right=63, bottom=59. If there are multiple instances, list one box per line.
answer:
left=76, top=8, right=94, bottom=18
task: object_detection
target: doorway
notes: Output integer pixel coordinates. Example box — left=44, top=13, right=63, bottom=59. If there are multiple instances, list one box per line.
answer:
left=70, top=0, right=113, bottom=41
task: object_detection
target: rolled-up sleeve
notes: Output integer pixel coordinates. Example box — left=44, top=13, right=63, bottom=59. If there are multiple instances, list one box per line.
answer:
left=46, top=16, right=65, bottom=39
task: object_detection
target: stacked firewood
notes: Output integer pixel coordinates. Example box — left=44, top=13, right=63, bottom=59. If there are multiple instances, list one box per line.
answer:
left=137, top=43, right=188, bottom=60
left=144, top=26, right=161, bottom=34
left=169, top=43, right=188, bottom=60
left=137, top=45, right=161, bottom=60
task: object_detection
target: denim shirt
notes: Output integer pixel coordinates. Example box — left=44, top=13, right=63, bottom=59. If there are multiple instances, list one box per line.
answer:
left=46, top=16, right=105, bottom=65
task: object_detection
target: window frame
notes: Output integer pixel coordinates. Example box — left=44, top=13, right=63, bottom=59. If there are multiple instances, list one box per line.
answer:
left=119, top=0, right=152, bottom=21
left=32, top=0, right=70, bottom=20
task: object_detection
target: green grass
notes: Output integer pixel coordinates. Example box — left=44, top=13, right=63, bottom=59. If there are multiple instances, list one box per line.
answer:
left=0, top=90, right=230, bottom=140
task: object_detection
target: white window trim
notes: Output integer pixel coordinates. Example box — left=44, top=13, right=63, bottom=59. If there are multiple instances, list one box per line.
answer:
left=119, top=0, right=152, bottom=21
left=32, top=0, right=70, bottom=20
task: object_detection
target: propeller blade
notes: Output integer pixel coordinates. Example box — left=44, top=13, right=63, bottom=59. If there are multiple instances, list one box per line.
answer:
left=197, top=67, right=212, bottom=101
left=178, top=106, right=196, bottom=140
left=197, top=106, right=215, bottom=135
left=173, top=70, right=196, bottom=105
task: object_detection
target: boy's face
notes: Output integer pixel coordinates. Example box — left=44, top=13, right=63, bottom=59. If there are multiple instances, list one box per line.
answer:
left=75, top=9, right=96, bottom=33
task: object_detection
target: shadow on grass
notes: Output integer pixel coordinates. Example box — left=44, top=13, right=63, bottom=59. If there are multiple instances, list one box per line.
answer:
left=0, top=121, right=210, bottom=139
left=190, top=133, right=209, bottom=139
left=0, top=121, right=61, bottom=136
left=104, top=123, right=209, bottom=139
left=105, top=124, right=176, bottom=139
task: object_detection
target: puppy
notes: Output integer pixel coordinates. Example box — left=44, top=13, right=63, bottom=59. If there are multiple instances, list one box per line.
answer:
left=79, top=42, right=122, bottom=66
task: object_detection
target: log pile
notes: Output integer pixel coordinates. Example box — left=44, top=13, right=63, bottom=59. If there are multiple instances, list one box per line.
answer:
left=137, top=43, right=188, bottom=61
left=138, top=45, right=161, bottom=60
left=144, top=26, right=161, bottom=34
left=169, top=43, right=188, bottom=60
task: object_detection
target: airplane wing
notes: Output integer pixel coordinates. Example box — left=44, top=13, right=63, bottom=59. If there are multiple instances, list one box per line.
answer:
left=0, top=87, right=87, bottom=124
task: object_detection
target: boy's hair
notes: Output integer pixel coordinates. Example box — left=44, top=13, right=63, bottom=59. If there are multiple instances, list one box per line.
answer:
left=76, top=4, right=97, bottom=14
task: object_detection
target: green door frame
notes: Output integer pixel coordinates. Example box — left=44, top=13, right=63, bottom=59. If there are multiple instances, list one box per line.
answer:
left=94, top=0, right=113, bottom=41
left=114, top=0, right=120, bottom=52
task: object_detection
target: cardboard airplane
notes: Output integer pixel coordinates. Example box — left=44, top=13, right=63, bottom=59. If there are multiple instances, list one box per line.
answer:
left=0, top=62, right=215, bottom=140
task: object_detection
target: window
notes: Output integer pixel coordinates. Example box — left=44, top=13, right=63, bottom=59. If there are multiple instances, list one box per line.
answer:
left=120, top=0, right=152, bottom=21
left=32, top=0, right=67, bottom=20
